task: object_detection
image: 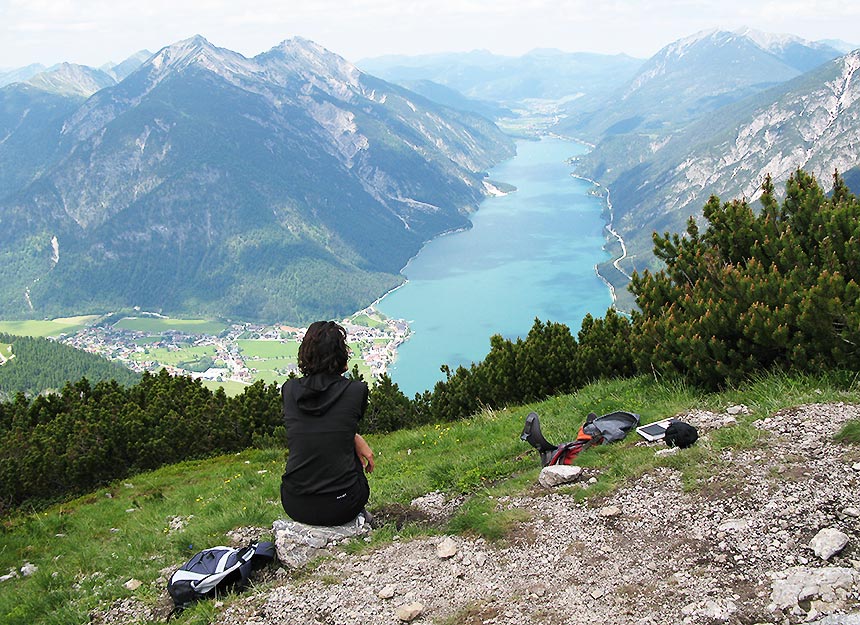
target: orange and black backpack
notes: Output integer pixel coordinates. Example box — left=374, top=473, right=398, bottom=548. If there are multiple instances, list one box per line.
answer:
left=521, top=410, right=639, bottom=466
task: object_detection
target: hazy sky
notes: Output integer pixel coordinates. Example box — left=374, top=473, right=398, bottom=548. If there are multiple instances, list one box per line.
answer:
left=2, top=0, right=859, bottom=69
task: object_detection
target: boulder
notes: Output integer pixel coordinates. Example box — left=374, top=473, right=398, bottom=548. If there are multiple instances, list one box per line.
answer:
left=436, top=537, right=458, bottom=559
left=378, top=584, right=396, bottom=599
left=395, top=602, right=424, bottom=622
left=538, top=465, right=583, bottom=487
left=809, top=528, right=849, bottom=561
left=273, top=516, right=370, bottom=569
left=770, top=566, right=858, bottom=613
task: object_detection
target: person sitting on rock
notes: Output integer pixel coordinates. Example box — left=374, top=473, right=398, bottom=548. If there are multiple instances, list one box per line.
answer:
left=280, top=320, right=375, bottom=526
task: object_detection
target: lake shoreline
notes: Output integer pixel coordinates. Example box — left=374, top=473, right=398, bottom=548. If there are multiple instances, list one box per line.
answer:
left=377, top=136, right=614, bottom=395
left=569, top=173, right=630, bottom=305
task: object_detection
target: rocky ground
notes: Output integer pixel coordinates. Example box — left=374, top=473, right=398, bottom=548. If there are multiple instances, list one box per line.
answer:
left=98, top=403, right=860, bottom=625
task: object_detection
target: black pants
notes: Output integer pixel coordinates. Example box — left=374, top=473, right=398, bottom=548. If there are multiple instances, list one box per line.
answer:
left=280, top=460, right=369, bottom=526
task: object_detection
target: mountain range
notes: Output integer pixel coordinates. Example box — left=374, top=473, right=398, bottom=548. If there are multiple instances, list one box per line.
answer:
left=556, top=28, right=845, bottom=139
left=0, top=36, right=514, bottom=323
left=2, top=27, right=858, bottom=321
left=358, top=48, right=644, bottom=111
left=551, top=29, right=858, bottom=304
left=576, top=48, right=860, bottom=285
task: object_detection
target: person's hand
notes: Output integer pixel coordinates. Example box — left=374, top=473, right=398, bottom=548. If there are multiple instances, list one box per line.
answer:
left=354, top=434, right=375, bottom=473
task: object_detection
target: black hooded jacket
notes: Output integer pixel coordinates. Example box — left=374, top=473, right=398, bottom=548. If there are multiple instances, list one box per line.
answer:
left=281, top=373, right=369, bottom=496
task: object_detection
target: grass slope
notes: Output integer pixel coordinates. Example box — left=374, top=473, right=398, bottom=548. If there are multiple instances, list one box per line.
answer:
left=1, top=372, right=858, bottom=624
left=113, top=318, right=228, bottom=335
left=0, top=316, right=99, bottom=338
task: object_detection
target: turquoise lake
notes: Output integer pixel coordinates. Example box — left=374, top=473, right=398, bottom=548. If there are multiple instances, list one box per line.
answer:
left=377, top=137, right=613, bottom=396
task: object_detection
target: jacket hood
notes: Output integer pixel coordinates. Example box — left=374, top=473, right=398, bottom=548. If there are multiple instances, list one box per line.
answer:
left=292, top=373, right=351, bottom=416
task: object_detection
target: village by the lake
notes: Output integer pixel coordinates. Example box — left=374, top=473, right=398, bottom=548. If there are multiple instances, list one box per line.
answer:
left=0, top=309, right=410, bottom=396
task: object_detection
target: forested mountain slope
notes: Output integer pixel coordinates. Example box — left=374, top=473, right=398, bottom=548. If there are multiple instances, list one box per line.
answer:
left=0, top=36, right=514, bottom=323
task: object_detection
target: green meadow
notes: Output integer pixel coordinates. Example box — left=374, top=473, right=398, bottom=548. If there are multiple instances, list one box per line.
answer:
left=201, top=379, right=253, bottom=396
left=0, top=315, right=99, bottom=337
left=130, top=345, right=218, bottom=367
left=113, top=317, right=227, bottom=335
left=236, top=339, right=299, bottom=359
left=351, top=313, right=387, bottom=329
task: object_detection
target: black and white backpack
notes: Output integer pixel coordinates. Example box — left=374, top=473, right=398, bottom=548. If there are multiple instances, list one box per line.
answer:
left=168, top=542, right=276, bottom=611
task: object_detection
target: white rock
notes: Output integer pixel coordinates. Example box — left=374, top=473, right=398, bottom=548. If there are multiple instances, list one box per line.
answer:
left=810, top=528, right=849, bottom=561
left=124, top=578, right=142, bottom=590
left=599, top=506, right=622, bottom=517
left=538, top=465, right=583, bottom=487
left=273, top=517, right=369, bottom=568
left=718, top=519, right=749, bottom=532
left=655, top=447, right=679, bottom=457
left=436, top=537, right=458, bottom=559
left=378, top=584, right=396, bottom=599
left=0, top=569, right=18, bottom=583
left=395, top=601, right=424, bottom=622
left=770, top=566, right=857, bottom=610
left=726, top=405, right=749, bottom=415
left=19, top=562, right=37, bottom=577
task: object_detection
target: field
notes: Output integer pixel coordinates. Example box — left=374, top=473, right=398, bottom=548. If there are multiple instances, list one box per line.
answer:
left=0, top=342, right=12, bottom=363
left=113, top=317, right=227, bottom=335
left=237, top=339, right=299, bottom=359
left=351, top=313, right=387, bottom=329
left=129, top=344, right=218, bottom=367
left=0, top=315, right=100, bottom=337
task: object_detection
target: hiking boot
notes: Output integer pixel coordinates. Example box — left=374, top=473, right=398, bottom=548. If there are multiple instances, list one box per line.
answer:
left=359, top=508, right=377, bottom=529
left=520, top=412, right=556, bottom=452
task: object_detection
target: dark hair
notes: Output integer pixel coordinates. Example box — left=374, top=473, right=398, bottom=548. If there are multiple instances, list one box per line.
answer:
left=298, top=321, right=349, bottom=375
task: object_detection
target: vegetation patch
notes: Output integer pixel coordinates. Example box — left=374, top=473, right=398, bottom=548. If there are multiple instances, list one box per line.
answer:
left=0, top=315, right=98, bottom=338
left=835, top=419, right=860, bottom=445
left=113, top=317, right=227, bottom=335
left=0, top=373, right=858, bottom=624
left=237, top=340, right=299, bottom=360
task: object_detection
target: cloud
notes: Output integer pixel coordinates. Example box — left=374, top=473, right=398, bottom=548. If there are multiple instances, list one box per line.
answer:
left=1, top=0, right=858, bottom=68
left=10, top=21, right=98, bottom=33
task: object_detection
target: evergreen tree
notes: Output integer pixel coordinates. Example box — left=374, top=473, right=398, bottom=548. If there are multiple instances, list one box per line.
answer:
left=630, top=170, right=860, bottom=388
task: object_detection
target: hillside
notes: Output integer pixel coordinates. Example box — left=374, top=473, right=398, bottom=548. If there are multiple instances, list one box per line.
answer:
left=1, top=374, right=858, bottom=625
left=556, top=28, right=843, bottom=140
left=0, top=333, right=140, bottom=397
left=0, top=36, right=514, bottom=324
left=575, top=49, right=860, bottom=289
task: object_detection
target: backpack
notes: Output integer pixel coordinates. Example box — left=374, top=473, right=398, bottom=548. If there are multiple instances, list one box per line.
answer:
left=167, top=541, right=276, bottom=611
left=664, top=421, right=698, bottom=448
left=521, top=410, right=640, bottom=466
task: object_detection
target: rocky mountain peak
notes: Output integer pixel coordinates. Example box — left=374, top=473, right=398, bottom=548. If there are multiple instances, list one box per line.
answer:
left=146, top=35, right=255, bottom=79
left=25, top=62, right=116, bottom=97
left=259, top=37, right=362, bottom=92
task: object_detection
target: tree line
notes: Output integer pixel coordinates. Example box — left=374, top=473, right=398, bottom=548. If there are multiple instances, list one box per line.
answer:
left=1, top=169, right=857, bottom=512
left=0, top=333, right=141, bottom=399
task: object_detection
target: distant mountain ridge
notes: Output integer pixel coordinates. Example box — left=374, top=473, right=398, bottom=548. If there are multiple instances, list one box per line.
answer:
left=25, top=62, right=117, bottom=97
left=575, top=49, right=860, bottom=294
left=557, top=28, right=845, bottom=140
left=0, top=36, right=514, bottom=323
left=359, top=48, right=644, bottom=111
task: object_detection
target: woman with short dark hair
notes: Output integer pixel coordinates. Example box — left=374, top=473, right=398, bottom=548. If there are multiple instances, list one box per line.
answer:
left=280, top=321, right=375, bottom=526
